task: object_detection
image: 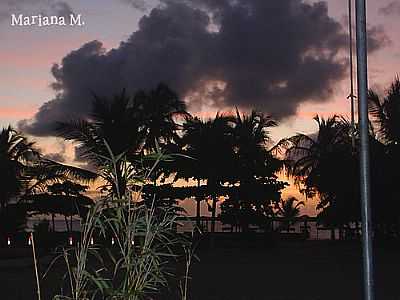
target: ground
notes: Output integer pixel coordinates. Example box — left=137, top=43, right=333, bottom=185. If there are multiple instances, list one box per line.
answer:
left=1, top=239, right=399, bottom=299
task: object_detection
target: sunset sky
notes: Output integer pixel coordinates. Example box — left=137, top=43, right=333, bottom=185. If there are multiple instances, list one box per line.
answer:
left=1, top=0, right=399, bottom=214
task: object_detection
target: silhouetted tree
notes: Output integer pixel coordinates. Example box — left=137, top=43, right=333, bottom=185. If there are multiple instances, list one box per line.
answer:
left=274, top=197, right=304, bottom=232
left=369, top=77, right=400, bottom=146
left=57, top=83, right=188, bottom=197
left=0, top=126, right=39, bottom=211
left=24, top=180, right=92, bottom=233
left=281, top=116, right=358, bottom=239
left=220, top=109, right=285, bottom=232
left=177, top=113, right=236, bottom=233
left=368, top=77, right=400, bottom=237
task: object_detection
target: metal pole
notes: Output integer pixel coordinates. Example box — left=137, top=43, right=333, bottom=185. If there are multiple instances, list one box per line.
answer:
left=348, top=0, right=356, bottom=149
left=355, top=1, right=375, bottom=300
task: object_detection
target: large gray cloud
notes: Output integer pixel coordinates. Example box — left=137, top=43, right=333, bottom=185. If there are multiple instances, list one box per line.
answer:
left=0, top=0, right=74, bottom=23
left=19, top=0, right=388, bottom=136
left=379, top=1, right=400, bottom=16
left=120, top=0, right=150, bottom=12
left=366, top=25, right=392, bottom=52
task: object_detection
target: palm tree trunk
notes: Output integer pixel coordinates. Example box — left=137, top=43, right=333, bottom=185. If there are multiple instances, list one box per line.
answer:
left=211, top=197, right=217, bottom=233
left=196, top=180, right=201, bottom=229
left=330, top=228, right=335, bottom=240
left=52, top=214, right=55, bottom=232
left=339, top=226, right=344, bottom=240
left=64, top=215, right=70, bottom=232
left=196, top=198, right=201, bottom=228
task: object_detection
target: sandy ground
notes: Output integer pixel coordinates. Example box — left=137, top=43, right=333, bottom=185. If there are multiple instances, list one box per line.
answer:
left=1, top=239, right=399, bottom=300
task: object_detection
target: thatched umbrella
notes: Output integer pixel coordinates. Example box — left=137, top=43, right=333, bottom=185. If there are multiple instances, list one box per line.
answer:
left=22, top=193, right=93, bottom=232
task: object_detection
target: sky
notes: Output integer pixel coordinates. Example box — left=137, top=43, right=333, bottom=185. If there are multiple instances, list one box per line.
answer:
left=1, top=0, right=399, bottom=215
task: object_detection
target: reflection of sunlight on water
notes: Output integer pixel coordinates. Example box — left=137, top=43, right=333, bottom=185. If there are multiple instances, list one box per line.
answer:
left=27, top=216, right=81, bottom=232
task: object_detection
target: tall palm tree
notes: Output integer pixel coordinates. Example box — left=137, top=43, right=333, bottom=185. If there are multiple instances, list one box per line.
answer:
left=280, top=116, right=357, bottom=238
left=225, top=109, right=284, bottom=231
left=135, top=83, right=189, bottom=152
left=57, top=84, right=188, bottom=197
left=368, top=77, right=400, bottom=236
left=0, top=126, right=39, bottom=210
left=178, top=113, right=236, bottom=232
left=369, top=77, right=400, bottom=146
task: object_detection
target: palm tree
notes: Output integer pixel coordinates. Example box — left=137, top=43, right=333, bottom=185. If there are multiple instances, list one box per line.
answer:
left=0, top=126, right=94, bottom=234
left=135, top=83, right=189, bottom=152
left=369, top=77, right=400, bottom=146
left=368, top=77, right=400, bottom=237
left=281, top=116, right=357, bottom=239
left=224, top=109, right=285, bottom=231
left=178, top=113, right=236, bottom=232
left=57, top=84, right=188, bottom=197
left=274, top=197, right=305, bottom=232
left=0, top=126, right=39, bottom=210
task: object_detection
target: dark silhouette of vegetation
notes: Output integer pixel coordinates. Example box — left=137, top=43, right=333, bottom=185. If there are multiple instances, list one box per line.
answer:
left=276, top=77, right=400, bottom=239
left=0, top=204, right=27, bottom=237
left=274, top=197, right=305, bottom=232
left=24, top=181, right=92, bottom=232
left=2, top=78, right=400, bottom=241
left=0, top=126, right=39, bottom=211
left=368, top=77, right=400, bottom=238
left=57, top=83, right=188, bottom=197
left=220, top=109, right=285, bottom=232
left=280, top=115, right=357, bottom=238
left=177, top=113, right=237, bottom=233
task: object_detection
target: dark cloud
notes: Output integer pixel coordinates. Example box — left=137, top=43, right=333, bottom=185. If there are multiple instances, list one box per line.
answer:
left=0, top=0, right=74, bottom=22
left=339, top=14, right=392, bottom=54
left=48, top=1, right=74, bottom=18
left=120, top=0, right=150, bottom=12
left=379, top=1, right=400, bottom=16
left=19, top=0, right=388, bottom=137
left=367, top=25, right=392, bottom=52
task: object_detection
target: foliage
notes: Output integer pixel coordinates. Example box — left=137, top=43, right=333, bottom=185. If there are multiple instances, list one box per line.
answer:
left=219, top=110, right=286, bottom=231
left=47, top=143, right=194, bottom=300
left=279, top=115, right=359, bottom=228
left=0, top=126, right=39, bottom=210
left=368, top=77, right=400, bottom=145
left=368, top=77, right=400, bottom=237
left=274, top=197, right=305, bottom=232
left=56, top=84, right=188, bottom=197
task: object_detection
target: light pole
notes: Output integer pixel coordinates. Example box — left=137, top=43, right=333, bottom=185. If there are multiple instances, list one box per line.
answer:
left=348, top=0, right=356, bottom=149
left=355, top=1, right=375, bottom=300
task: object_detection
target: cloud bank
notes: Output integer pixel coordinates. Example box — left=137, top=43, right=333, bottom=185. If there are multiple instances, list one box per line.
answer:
left=19, top=0, right=388, bottom=137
